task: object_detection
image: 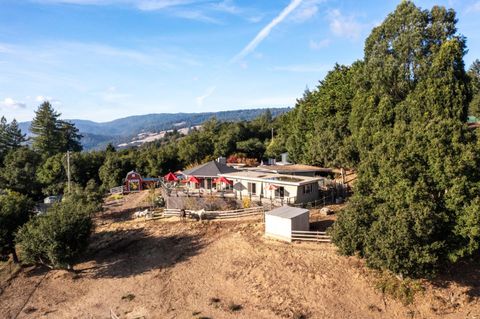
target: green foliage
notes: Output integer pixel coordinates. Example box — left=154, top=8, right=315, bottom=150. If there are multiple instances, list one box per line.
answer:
left=468, top=59, right=480, bottom=117
left=331, top=1, right=480, bottom=278
left=0, top=191, right=33, bottom=262
left=0, top=117, right=26, bottom=163
left=17, top=192, right=94, bottom=269
left=30, top=102, right=82, bottom=157
left=36, top=153, right=66, bottom=196
left=0, top=147, right=42, bottom=199
left=374, top=271, right=424, bottom=305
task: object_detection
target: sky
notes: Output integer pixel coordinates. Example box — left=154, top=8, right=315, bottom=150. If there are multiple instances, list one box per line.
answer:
left=0, top=0, right=479, bottom=122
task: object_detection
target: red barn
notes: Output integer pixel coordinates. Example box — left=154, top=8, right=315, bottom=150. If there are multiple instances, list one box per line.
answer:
left=123, top=171, right=159, bottom=193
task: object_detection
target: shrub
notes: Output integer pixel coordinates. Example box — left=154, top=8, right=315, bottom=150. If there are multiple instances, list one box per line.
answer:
left=242, top=197, right=251, bottom=209
left=0, top=191, right=33, bottom=263
left=17, top=197, right=93, bottom=269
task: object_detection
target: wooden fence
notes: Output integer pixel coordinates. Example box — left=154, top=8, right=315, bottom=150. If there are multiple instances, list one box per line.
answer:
left=291, top=230, right=332, bottom=243
left=163, top=206, right=264, bottom=220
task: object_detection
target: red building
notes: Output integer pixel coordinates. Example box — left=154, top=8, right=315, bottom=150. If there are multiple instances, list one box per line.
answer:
left=123, top=171, right=159, bottom=193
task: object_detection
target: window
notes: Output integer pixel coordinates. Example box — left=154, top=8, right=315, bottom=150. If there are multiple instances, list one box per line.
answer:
left=248, top=182, right=257, bottom=194
left=303, top=184, right=313, bottom=194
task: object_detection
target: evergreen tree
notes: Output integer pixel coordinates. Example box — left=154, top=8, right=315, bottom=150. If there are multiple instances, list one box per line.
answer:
left=0, top=191, right=33, bottom=263
left=332, top=2, right=480, bottom=277
left=0, top=117, right=27, bottom=162
left=468, top=59, right=480, bottom=117
left=0, top=147, right=42, bottom=199
left=30, top=102, right=82, bottom=157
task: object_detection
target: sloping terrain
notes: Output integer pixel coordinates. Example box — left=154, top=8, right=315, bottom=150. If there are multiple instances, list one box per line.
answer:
left=0, top=192, right=478, bottom=319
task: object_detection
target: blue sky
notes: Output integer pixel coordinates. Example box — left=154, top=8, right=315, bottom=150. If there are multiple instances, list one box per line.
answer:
left=0, top=0, right=479, bottom=122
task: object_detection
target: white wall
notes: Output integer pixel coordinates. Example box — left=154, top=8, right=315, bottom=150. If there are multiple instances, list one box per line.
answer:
left=265, top=214, right=292, bottom=241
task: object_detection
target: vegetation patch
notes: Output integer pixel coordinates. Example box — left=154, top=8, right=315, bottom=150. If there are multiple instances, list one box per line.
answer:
left=374, top=271, right=425, bottom=305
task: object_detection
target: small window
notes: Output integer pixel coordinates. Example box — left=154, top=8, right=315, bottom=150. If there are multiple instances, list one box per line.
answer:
left=248, top=182, right=257, bottom=194
left=303, top=184, right=313, bottom=194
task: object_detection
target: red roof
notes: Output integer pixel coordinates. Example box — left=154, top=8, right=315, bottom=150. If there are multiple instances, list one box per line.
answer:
left=187, top=175, right=200, bottom=184
left=164, top=172, right=178, bottom=182
left=213, top=176, right=233, bottom=185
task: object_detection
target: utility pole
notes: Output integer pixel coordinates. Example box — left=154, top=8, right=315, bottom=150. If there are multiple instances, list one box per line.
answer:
left=271, top=127, right=274, bottom=140
left=67, top=151, right=71, bottom=193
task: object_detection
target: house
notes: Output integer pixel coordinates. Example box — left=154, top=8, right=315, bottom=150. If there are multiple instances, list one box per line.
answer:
left=250, top=164, right=335, bottom=178
left=220, top=170, right=324, bottom=204
left=124, top=171, right=159, bottom=193
left=265, top=206, right=310, bottom=242
left=182, top=157, right=239, bottom=190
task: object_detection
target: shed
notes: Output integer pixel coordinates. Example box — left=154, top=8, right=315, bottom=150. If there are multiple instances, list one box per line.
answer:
left=265, top=206, right=310, bottom=242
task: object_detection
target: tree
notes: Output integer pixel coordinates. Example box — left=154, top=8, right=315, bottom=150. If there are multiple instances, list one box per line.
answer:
left=30, top=102, right=62, bottom=157
left=16, top=193, right=94, bottom=269
left=0, top=117, right=27, bottom=163
left=36, top=153, right=66, bottom=196
left=0, top=147, right=42, bottom=199
left=30, top=102, right=82, bottom=157
left=331, top=2, right=480, bottom=277
left=0, top=191, right=33, bottom=263
left=468, top=59, right=480, bottom=117
left=58, top=120, right=83, bottom=152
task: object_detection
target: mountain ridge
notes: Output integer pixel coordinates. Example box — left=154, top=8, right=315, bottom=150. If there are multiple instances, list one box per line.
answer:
left=19, top=107, right=291, bottom=150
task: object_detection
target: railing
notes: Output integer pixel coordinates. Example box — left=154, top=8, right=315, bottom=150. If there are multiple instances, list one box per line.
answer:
left=109, top=186, right=124, bottom=195
left=163, top=206, right=264, bottom=220
left=291, top=230, right=332, bottom=243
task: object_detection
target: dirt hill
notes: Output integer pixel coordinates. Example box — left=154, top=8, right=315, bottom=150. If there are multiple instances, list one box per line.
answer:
left=0, top=191, right=478, bottom=319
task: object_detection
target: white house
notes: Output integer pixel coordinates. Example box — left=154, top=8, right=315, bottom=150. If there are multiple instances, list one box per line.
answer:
left=265, top=206, right=310, bottom=242
left=220, top=171, right=324, bottom=204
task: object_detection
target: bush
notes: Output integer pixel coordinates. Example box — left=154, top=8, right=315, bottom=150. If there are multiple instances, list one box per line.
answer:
left=16, top=197, right=93, bottom=269
left=0, top=191, right=33, bottom=263
left=242, top=197, right=251, bottom=209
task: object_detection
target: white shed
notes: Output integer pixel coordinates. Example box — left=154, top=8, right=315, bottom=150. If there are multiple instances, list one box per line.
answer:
left=265, top=206, right=310, bottom=242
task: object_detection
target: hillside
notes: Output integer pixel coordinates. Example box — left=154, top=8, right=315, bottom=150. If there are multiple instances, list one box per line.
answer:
left=1, top=191, right=478, bottom=319
left=19, top=108, right=290, bottom=150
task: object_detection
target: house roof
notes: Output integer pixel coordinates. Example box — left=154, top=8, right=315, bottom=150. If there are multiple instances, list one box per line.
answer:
left=266, top=206, right=309, bottom=219
left=182, top=160, right=239, bottom=177
left=257, top=164, right=333, bottom=173
left=221, top=171, right=323, bottom=186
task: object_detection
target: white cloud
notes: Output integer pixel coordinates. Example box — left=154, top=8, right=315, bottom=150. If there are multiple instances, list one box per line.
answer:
left=35, top=95, right=62, bottom=106
left=273, top=63, right=329, bottom=73
left=309, top=38, right=330, bottom=50
left=34, top=0, right=196, bottom=10
left=290, top=0, right=323, bottom=23
left=212, top=0, right=240, bottom=14
left=1, top=98, right=27, bottom=109
left=328, top=9, right=362, bottom=40
left=231, top=0, right=304, bottom=63
left=196, top=86, right=216, bottom=106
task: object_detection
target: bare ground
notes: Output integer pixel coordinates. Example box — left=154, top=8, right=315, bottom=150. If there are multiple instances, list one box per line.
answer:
left=0, top=191, right=479, bottom=319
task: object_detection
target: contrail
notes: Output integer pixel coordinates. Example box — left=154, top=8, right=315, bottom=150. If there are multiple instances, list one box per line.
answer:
left=231, top=0, right=303, bottom=63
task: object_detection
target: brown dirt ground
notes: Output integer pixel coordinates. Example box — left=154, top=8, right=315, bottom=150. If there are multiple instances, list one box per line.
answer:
left=0, top=191, right=479, bottom=319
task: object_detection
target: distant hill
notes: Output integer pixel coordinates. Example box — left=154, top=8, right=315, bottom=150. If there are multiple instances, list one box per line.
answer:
left=19, top=108, right=291, bottom=150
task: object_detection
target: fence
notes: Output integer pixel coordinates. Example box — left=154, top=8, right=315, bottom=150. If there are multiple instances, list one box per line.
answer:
left=163, top=206, right=264, bottom=220
left=291, top=230, right=332, bottom=243
left=109, top=186, right=124, bottom=195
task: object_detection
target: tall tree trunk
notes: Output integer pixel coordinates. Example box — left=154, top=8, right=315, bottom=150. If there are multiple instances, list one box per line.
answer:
left=11, top=249, right=19, bottom=264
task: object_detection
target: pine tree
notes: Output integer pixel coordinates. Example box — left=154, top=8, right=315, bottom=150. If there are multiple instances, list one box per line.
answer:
left=30, top=102, right=83, bottom=157
left=5, top=119, right=27, bottom=148
left=331, top=1, right=480, bottom=277
left=30, top=102, right=62, bottom=157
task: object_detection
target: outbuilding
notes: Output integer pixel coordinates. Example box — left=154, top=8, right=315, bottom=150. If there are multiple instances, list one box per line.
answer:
left=264, top=206, right=310, bottom=242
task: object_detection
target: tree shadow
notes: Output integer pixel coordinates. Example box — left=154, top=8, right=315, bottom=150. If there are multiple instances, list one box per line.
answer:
left=310, top=220, right=334, bottom=232
left=432, top=256, right=480, bottom=299
left=78, top=228, right=205, bottom=279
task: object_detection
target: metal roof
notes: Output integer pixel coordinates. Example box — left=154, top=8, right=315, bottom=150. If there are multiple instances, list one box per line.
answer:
left=265, top=206, right=309, bottom=219
left=182, top=160, right=239, bottom=177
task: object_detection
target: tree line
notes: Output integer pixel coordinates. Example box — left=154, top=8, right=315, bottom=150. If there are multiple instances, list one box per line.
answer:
left=1, top=1, right=479, bottom=277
